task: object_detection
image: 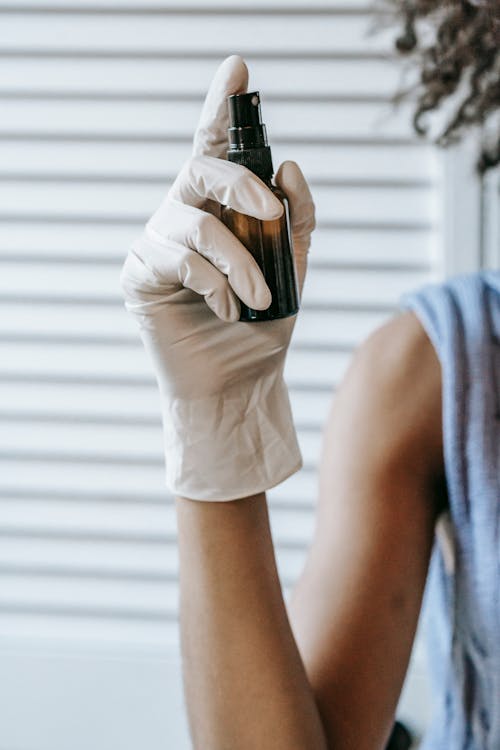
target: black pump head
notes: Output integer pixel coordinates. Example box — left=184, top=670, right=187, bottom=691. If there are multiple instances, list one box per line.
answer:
left=226, top=91, right=273, bottom=180
left=228, top=92, right=262, bottom=126
left=227, top=91, right=269, bottom=149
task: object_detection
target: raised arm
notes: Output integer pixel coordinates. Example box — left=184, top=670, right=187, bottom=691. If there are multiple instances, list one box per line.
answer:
left=121, top=55, right=324, bottom=749
left=174, top=312, right=446, bottom=750
left=122, top=54, right=446, bottom=750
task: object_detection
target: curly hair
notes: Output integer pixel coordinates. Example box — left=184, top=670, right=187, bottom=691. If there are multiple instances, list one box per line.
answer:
left=380, top=0, right=500, bottom=172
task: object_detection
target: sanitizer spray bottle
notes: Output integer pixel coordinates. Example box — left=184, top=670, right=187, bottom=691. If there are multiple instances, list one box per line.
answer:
left=221, top=91, right=299, bottom=322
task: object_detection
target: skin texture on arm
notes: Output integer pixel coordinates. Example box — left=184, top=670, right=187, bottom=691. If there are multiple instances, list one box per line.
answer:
left=289, top=311, right=446, bottom=749
left=176, top=494, right=329, bottom=750
left=175, top=311, right=445, bottom=749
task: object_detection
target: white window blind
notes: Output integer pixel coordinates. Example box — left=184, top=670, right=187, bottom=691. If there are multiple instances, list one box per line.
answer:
left=0, top=2, right=451, bottom=748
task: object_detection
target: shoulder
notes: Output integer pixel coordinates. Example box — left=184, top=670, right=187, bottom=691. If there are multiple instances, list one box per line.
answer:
left=352, top=311, right=440, bottom=402
left=332, top=312, right=444, bottom=480
left=353, top=310, right=435, bottom=372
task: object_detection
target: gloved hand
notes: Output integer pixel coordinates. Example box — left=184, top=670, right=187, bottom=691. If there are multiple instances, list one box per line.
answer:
left=121, top=55, right=315, bottom=501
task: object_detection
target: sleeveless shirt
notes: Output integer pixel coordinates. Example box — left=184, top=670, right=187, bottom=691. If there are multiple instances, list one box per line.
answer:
left=403, top=271, right=500, bottom=749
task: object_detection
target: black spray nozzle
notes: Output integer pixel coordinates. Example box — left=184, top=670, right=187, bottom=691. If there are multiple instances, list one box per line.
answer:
left=228, top=91, right=263, bottom=129
left=227, top=91, right=269, bottom=151
left=226, top=91, right=273, bottom=180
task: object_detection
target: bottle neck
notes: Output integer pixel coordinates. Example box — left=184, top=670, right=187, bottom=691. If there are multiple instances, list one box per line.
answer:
left=227, top=145, right=274, bottom=184
left=228, top=122, right=268, bottom=151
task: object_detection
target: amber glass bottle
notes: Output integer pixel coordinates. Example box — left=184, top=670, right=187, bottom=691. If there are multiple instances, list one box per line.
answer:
left=221, top=91, right=299, bottom=322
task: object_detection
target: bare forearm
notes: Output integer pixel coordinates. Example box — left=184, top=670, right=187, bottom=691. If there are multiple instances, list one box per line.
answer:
left=175, top=493, right=328, bottom=750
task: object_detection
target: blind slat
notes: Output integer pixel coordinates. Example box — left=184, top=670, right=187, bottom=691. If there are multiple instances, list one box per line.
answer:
left=0, top=183, right=436, bottom=225
left=3, top=100, right=417, bottom=138
left=0, top=382, right=333, bottom=427
left=0, top=58, right=406, bottom=97
left=0, top=224, right=437, bottom=263
left=0, top=141, right=437, bottom=179
left=0, top=15, right=392, bottom=53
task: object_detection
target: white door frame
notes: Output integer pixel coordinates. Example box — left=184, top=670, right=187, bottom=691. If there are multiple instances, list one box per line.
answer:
left=442, top=131, right=499, bottom=275
left=441, top=135, right=483, bottom=277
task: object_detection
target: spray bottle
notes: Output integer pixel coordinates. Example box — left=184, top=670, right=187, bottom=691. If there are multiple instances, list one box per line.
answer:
left=221, top=91, right=299, bottom=322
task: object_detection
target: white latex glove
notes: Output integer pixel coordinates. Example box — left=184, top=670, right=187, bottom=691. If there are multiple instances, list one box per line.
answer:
left=121, top=55, right=315, bottom=501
